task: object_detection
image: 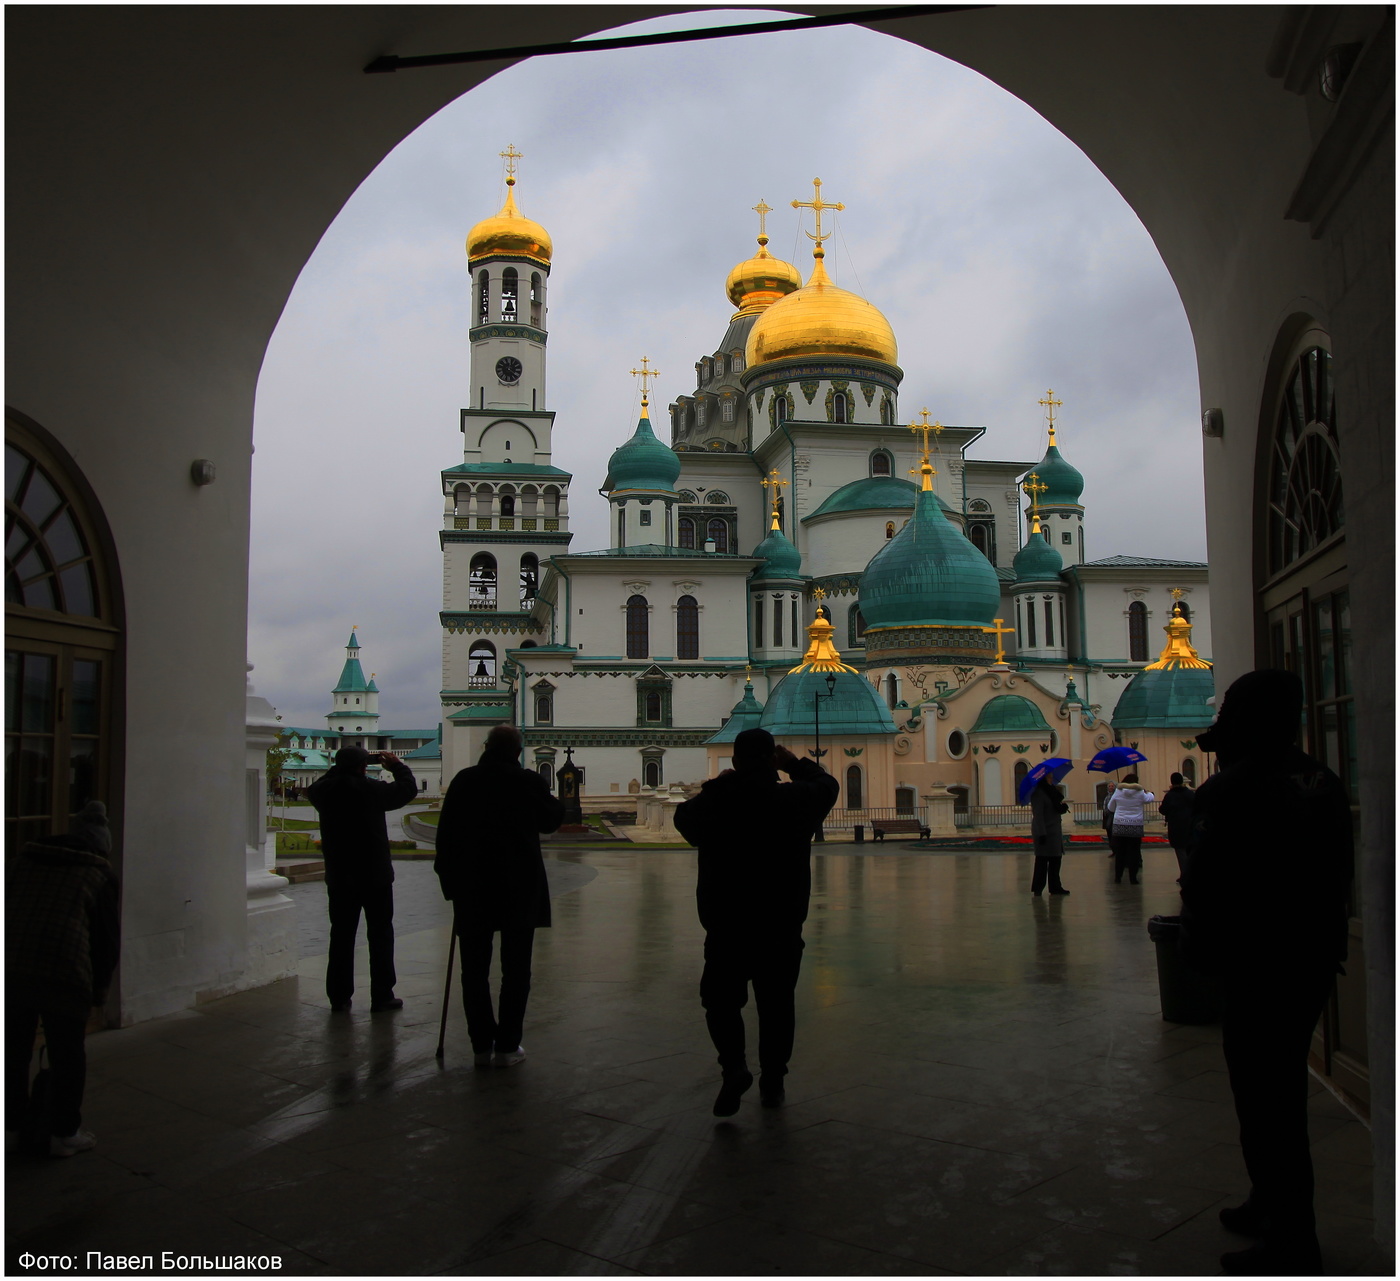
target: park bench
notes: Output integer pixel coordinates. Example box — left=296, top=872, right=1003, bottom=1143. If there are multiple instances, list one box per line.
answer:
left=871, top=818, right=931, bottom=842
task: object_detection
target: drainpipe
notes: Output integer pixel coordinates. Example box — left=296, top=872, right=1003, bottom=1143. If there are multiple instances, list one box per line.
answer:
left=556, top=559, right=573, bottom=647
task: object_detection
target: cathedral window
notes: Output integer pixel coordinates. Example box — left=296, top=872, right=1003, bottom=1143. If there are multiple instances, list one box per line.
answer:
left=1176, top=600, right=1191, bottom=622
left=519, top=553, right=539, bottom=607
left=1181, top=757, right=1196, bottom=785
left=696, top=403, right=707, bottom=427
left=1026, top=596, right=1037, bottom=648
left=535, top=694, right=552, bottom=724
left=469, top=552, right=497, bottom=609
left=845, top=765, right=864, bottom=810
left=772, top=598, right=783, bottom=648
left=499, top=494, right=515, bottom=517
left=542, top=486, right=560, bottom=518
left=879, top=397, right=893, bottom=426
left=1043, top=598, right=1055, bottom=647
left=477, top=271, right=489, bottom=326
left=644, top=759, right=662, bottom=787
left=676, top=595, right=699, bottom=659
left=538, top=761, right=554, bottom=790
left=1014, top=760, right=1030, bottom=795
left=706, top=491, right=730, bottom=505
left=499, top=268, right=518, bottom=321
left=848, top=604, right=866, bottom=648
left=707, top=518, right=730, bottom=552
left=678, top=517, right=696, bottom=549
left=469, top=640, right=497, bottom=687
left=721, top=398, right=734, bottom=422
left=775, top=397, right=788, bottom=426
left=1127, top=600, right=1148, bottom=660
left=791, top=597, right=798, bottom=645
left=530, top=273, right=542, bottom=327
left=677, top=490, right=697, bottom=504
left=639, top=510, right=651, bottom=527
left=885, top=673, right=899, bottom=708
left=714, top=355, right=725, bottom=376
left=754, top=597, right=764, bottom=648
left=644, top=692, right=662, bottom=722
left=832, top=394, right=848, bottom=424
left=626, top=595, right=649, bottom=658
left=871, top=451, right=892, bottom=477
left=732, top=352, right=744, bottom=373
left=1268, top=347, right=1341, bottom=575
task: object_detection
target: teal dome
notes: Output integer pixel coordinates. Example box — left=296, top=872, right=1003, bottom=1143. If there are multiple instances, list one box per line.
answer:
left=971, top=694, right=1051, bottom=733
left=1012, top=528, right=1064, bottom=584
left=1112, top=666, right=1216, bottom=730
left=760, top=668, right=896, bottom=737
left=707, top=680, right=765, bottom=744
left=808, top=475, right=951, bottom=519
left=606, top=412, right=680, bottom=492
left=858, top=488, right=1001, bottom=629
left=750, top=524, right=802, bottom=579
left=1028, top=442, right=1083, bottom=506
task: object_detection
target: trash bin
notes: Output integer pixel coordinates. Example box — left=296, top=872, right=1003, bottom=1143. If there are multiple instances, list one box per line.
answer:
left=853, top=824, right=865, bottom=843
left=1147, top=915, right=1221, bottom=1024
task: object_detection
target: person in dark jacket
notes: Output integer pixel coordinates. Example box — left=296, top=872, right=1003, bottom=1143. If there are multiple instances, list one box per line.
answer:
left=673, top=728, right=839, bottom=1116
left=1158, top=771, right=1197, bottom=882
left=306, top=746, right=418, bottom=1013
left=434, top=725, right=564, bottom=1066
left=6, top=801, right=120, bottom=1158
left=1028, top=775, right=1070, bottom=896
left=1180, top=670, right=1353, bottom=1277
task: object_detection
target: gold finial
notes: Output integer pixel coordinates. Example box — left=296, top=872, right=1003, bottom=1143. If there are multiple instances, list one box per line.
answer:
left=1146, top=593, right=1210, bottom=670
left=790, top=609, right=857, bottom=675
left=1022, top=471, right=1048, bottom=534
left=500, top=143, right=523, bottom=186
left=760, top=468, right=789, bottom=530
left=792, top=178, right=844, bottom=261
left=1038, top=387, right=1063, bottom=445
left=983, top=618, right=1015, bottom=665
left=752, top=199, right=773, bottom=247
left=630, top=357, right=659, bottom=415
left=744, top=662, right=753, bottom=685
left=907, top=410, right=941, bottom=494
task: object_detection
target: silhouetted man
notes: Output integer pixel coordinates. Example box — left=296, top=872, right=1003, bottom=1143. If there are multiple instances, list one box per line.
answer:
left=435, top=725, right=563, bottom=1066
left=1181, top=670, right=1353, bottom=1276
left=674, top=728, right=838, bottom=1116
left=306, top=746, right=418, bottom=1013
left=1158, top=770, right=1197, bottom=883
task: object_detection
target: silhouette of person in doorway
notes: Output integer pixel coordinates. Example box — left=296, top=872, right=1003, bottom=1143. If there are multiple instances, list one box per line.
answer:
left=674, top=728, right=838, bottom=1116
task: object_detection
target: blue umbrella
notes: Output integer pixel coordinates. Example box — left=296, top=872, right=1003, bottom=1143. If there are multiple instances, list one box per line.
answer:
left=1087, top=746, right=1148, bottom=774
left=1018, top=757, right=1073, bottom=805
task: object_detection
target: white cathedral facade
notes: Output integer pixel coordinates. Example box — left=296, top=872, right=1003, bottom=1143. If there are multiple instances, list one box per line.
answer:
left=438, top=160, right=1215, bottom=817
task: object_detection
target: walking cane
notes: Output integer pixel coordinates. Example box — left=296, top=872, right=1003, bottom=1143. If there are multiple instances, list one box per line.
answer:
left=435, top=918, right=457, bottom=1060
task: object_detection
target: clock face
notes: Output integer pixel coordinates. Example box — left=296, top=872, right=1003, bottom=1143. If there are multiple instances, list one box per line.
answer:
left=495, top=356, right=523, bottom=384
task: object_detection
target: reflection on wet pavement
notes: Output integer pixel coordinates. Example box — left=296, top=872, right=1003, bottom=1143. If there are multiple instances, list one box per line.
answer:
left=7, top=848, right=1384, bottom=1276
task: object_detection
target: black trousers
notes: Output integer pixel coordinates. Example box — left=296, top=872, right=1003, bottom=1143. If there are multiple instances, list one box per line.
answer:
left=5, top=998, right=88, bottom=1136
left=1111, top=833, right=1142, bottom=880
left=458, top=924, right=536, bottom=1054
left=700, top=932, right=804, bottom=1079
left=325, top=881, right=397, bottom=1006
left=1222, top=968, right=1333, bottom=1243
left=1031, top=856, right=1064, bottom=893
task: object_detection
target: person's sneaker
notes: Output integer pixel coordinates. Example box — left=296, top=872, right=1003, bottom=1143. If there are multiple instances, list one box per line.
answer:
left=1218, top=1200, right=1266, bottom=1236
left=758, top=1076, right=785, bottom=1108
left=370, top=997, right=404, bottom=1012
left=1221, top=1240, right=1322, bottom=1276
left=493, top=1045, right=527, bottom=1067
left=712, top=1070, right=753, bottom=1117
left=1049, top=888, right=1071, bottom=895
left=329, top=999, right=352, bottom=1013
left=472, top=1050, right=494, bottom=1068
left=50, top=1130, right=97, bottom=1158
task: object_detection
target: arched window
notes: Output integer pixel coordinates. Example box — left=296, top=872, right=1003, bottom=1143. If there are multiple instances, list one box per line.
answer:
left=885, top=672, right=898, bottom=708
left=469, top=552, right=497, bottom=609
left=626, top=595, right=649, bottom=658
left=644, top=691, right=662, bottom=722
left=469, top=640, right=497, bottom=687
left=530, top=272, right=542, bottom=327
left=519, top=554, right=539, bottom=606
left=1176, top=599, right=1191, bottom=622
left=1128, top=600, right=1149, bottom=660
left=676, top=595, right=699, bottom=659
left=707, top=518, right=729, bottom=553
left=476, top=270, right=489, bottom=325
left=499, top=267, right=518, bottom=321
left=475, top=484, right=495, bottom=515
left=677, top=490, right=697, bottom=504
left=643, top=759, right=662, bottom=788
left=499, top=493, right=515, bottom=517
left=1014, top=760, right=1030, bottom=795
left=677, top=517, right=695, bottom=549
left=775, top=396, right=788, bottom=426
left=880, top=398, right=893, bottom=425
left=707, top=491, right=730, bottom=505
left=848, top=605, right=866, bottom=647
left=1044, top=598, right=1055, bottom=648
left=519, top=639, right=537, bottom=648
left=871, top=451, right=891, bottom=477
left=754, top=597, right=764, bottom=648
left=1181, top=757, right=1197, bottom=785
left=538, top=762, right=554, bottom=791
left=1026, top=595, right=1037, bottom=648
left=535, top=693, right=552, bottom=723
left=771, top=597, right=783, bottom=648
left=453, top=484, right=472, bottom=515
left=845, top=765, right=864, bottom=809
left=895, top=786, right=916, bottom=813
left=885, top=521, right=895, bottom=540
left=542, top=486, right=560, bottom=518
left=1268, top=347, right=1341, bottom=575
left=969, top=524, right=989, bottom=557
left=832, top=394, right=848, bottom=424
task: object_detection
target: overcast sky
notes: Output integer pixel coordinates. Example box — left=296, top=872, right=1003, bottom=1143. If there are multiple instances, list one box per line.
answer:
left=249, top=8, right=1205, bottom=732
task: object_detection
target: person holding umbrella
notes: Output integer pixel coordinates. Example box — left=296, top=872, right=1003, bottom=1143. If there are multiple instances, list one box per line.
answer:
left=1019, top=758, right=1072, bottom=896
left=1088, top=747, right=1148, bottom=870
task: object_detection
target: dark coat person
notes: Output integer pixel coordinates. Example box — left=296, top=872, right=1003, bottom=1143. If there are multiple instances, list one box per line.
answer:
left=1180, top=669, right=1353, bottom=1277
left=1158, top=773, right=1197, bottom=880
left=674, top=728, right=838, bottom=1116
left=1028, top=776, right=1070, bottom=895
left=306, top=747, right=418, bottom=1013
left=6, top=802, right=119, bottom=1157
left=435, top=725, right=564, bottom=1066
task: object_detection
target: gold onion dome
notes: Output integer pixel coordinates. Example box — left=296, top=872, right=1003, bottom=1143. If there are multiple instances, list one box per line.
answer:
left=745, top=249, right=897, bottom=368
left=726, top=236, right=802, bottom=317
left=466, top=177, right=552, bottom=267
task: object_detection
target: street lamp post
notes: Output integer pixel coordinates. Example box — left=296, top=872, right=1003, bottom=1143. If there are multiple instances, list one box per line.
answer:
left=812, top=672, right=837, bottom=843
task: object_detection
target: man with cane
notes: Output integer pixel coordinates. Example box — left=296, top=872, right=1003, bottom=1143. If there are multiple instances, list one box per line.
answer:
left=434, top=725, right=564, bottom=1065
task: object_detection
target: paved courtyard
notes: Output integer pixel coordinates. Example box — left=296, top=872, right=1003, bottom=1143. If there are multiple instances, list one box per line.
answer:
left=7, top=846, right=1384, bottom=1276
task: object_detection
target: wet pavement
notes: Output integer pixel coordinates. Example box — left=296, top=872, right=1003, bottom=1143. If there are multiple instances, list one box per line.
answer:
left=7, top=847, right=1385, bottom=1276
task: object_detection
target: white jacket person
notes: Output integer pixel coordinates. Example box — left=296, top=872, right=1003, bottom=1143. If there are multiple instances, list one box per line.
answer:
left=1105, top=781, right=1156, bottom=829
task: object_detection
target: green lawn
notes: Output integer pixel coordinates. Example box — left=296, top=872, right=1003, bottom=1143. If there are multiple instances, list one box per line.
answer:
left=406, top=810, right=440, bottom=826
left=271, top=817, right=321, bottom=831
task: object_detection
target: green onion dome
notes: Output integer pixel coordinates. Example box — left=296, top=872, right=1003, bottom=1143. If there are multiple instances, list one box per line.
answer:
left=970, top=694, right=1051, bottom=734
left=1112, top=667, right=1217, bottom=729
left=807, top=475, right=951, bottom=519
left=1028, top=438, right=1084, bottom=506
left=750, top=522, right=802, bottom=579
left=858, top=485, right=1001, bottom=629
left=605, top=408, right=680, bottom=493
left=706, top=678, right=766, bottom=744
left=759, top=615, right=895, bottom=737
left=1011, top=527, right=1064, bottom=584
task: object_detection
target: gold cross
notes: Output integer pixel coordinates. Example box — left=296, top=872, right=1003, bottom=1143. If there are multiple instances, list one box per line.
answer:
left=630, top=357, right=659, bottom=405
left=1038, top=387, right=1063, bottom=443
left=907, top=407, right=944, bottom=461
left=792, top=178, right=844, bottom=250
left=983, top=617, right=1015, bottom=664
left=500, top=143, right=523, bottom=182
left=744, top=662, right=753, bottom=684
left=1022, top=471, right=1047, bottom=529
left=752, top=199, right=772, bottom=242
left=760, top=468, right=789, bottom=529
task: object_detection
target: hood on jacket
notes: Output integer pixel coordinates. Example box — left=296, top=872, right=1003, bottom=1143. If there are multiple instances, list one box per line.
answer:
left=1114, top=783, right=1147, bottom=795
left=1198, top=668, right=1302, bottom=757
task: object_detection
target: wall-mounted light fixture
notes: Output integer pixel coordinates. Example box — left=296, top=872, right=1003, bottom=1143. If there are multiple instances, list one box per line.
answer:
left=1201, top=409, right=1224, bottom=439
left=190, top=459, right=216, bottom=485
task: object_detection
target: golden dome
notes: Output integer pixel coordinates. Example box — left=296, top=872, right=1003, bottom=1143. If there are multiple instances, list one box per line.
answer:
left=466, top=179, right=552, bottom=267
left=745, top=250, right=897, bottom=368
left=726, top=236, right=802, bottom=317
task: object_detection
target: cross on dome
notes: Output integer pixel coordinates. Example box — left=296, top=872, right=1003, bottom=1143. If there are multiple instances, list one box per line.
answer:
left=792, top=178, right=844, bottom=260
left=751, top=199, right=772, bottom=246
left=907, top=413, right=942, bottom=493
left=983, top=618, right=1015, bottom=665
left=499, top=143, right=523, bottom=185
left=1022, top=471, right=1048, bottom=531
left=1038, top=387, right=1063, bottom=444
left=760, top=468, right=789, bottom=529
left=630, top=357, right=660, bottom=412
